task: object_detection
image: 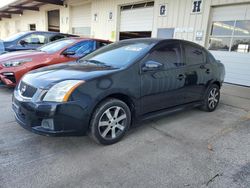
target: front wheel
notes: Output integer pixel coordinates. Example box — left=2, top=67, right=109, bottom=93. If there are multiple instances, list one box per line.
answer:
left=89, top=98, right=131, bottom=145
left=200, top=84, right=220, bottom=112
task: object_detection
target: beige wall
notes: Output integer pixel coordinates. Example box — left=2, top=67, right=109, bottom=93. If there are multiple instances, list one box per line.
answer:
left=211, top=0, right=250, bottom=6
left=89, top=0, right=213, bottom=45
left=0, top=4, right=70, bottom=39
left=0, top=0, right=249, bottom=46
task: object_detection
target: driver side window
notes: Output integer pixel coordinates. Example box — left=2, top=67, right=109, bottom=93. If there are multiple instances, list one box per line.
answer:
left=147, top=42, right=183, bottom=69
left=66, top=40, right=96, bottom=57
left=20, top=34, right=46, bottom=45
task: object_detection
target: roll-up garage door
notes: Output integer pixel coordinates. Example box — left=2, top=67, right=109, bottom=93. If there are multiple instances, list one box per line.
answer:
left=209, top=4, right=250, bottom=86
left=71, top=3, right=91, bottom=36
left=119, top=2, right=154, bottom=40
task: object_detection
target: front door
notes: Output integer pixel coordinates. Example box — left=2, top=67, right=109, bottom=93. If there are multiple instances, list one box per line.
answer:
left=140, top=41, right=187, bottom=114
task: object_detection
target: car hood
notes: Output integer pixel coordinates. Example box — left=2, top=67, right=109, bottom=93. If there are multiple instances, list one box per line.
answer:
left=22, top=62, right=120, bottom=89
left=0, top=50, right=47, bottom=63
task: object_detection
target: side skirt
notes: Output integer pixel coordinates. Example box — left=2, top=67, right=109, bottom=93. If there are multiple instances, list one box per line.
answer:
left=138, top=101, right=203, bottom=122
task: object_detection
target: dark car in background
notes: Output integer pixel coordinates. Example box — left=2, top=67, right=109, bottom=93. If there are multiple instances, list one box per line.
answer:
left=0, top=37, right=111, bottom=87
left=12, top=39, right=225, bottom=145
left=0, top=31, right=78, bottom=53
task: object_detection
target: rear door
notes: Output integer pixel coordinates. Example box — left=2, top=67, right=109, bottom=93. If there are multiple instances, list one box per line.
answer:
left=140, top=41, right=187, bottom=114
left=182, top=42, right=213, bottom=103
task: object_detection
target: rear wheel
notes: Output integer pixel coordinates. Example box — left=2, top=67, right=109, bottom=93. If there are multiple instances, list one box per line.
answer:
left=200, top=84, right=220, bottom=112
left=89, top=98, right=131, bottom=145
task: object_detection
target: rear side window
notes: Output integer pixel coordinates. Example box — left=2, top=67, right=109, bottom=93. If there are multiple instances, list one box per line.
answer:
left=207, top=51, right=216, bottom=63
left=147, top=42, right=183, bottom=69
left=50, top=35, right=66, bottom=42
left=184, top=44, right=205, bottom=65
left=97, top=41, right=110, bottom=48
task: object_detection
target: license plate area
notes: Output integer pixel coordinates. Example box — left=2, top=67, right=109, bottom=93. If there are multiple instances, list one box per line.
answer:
left=13, top=100, right=26, bottom=120
left=12, top=101, right=20, bottom=114
left=0, top=80, right=4, bottom=86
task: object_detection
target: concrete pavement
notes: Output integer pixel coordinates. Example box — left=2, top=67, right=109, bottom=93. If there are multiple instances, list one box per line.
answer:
left=0, top=84, right=249, bottom=188
left=221, top=83, right=250, bottom=111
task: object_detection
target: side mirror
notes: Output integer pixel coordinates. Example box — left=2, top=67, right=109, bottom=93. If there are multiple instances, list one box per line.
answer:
left=62, top=51, right=76, bottom=56
left=142, top=60, right=163, bottom=71
left=19, top=40, right=27, bottom=46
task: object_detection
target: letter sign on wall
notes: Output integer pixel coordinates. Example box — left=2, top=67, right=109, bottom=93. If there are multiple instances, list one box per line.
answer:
left=94, top=13, right=98, bottom=21
left=192, top=0, right=202, bottom=13
left=159, top=4, right=167, bottom=16
left=109, top=12, right=113, bottom=21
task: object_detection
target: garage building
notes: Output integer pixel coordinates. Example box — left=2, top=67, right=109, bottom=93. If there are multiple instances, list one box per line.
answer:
left=0, top=0, right=249, bottom=86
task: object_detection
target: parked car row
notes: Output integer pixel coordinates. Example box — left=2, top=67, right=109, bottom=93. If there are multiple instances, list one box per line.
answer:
left=0, top=32, right=111, bottom=87
left=1, top=31, right=225, bottom=145
left=0, top=31, right=78, bottom=53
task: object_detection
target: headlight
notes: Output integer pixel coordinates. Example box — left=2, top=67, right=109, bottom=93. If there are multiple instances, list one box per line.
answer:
left=2, top=58, right=32, bottom=67
left=43, top=80, right=85, bottom=102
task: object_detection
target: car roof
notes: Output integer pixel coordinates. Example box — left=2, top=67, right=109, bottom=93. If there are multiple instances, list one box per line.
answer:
left=21, top=31, right=78, bottom=36
left=118, top=38, right=204, bottom=49
left=66, top=37, right=111, bottom=43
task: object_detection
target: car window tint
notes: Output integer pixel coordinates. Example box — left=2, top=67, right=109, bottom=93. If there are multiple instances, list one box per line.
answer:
left=22, top=34, right=46, bottom=45
left=147, top=42, right=182, bottom=69
left=66, top=40, right=95, bottom=56
left=39, top=39, right=75, bottom=53
left=98, top=41, right=110, bottom=48
left=184, top=44, right=205, bottom=65
left=50, top=35, right=66, bottom=42
left=207, top=51, right=216, bottom=63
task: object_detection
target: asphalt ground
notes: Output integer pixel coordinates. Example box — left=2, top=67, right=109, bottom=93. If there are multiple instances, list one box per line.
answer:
left=0, top=86, right=249, bottom=188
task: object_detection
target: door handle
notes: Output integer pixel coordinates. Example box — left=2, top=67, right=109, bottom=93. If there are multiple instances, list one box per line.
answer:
left=200, top=65, right=210, bottom=74
left=177, top=74, right=185, bottom=80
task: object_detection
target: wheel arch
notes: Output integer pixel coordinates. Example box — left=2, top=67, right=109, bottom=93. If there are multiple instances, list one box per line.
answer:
left=206, top=80, right=222, bottom=89
left=212, top=81, right=221, bottom=89
left=89, top=92, right=137, bottom=127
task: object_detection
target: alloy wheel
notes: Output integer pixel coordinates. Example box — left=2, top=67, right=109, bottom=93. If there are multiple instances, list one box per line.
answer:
left=98, top=106, right=127, bottom=140
left=208, top=88, right=219, bottom=109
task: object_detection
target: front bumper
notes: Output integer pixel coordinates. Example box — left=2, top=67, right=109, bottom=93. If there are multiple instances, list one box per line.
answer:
left=12, top=92, right=90, bottom=136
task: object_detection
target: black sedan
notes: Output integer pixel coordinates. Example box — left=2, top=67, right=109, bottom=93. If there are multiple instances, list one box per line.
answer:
left=12, top=39, right=225, bottom=145
left=0, top=31, right=77, bottom=53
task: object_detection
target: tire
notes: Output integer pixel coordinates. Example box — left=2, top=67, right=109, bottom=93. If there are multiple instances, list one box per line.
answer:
left=200, top=84, right=220, bottom=112
left=89, top=98, right=131, bottom=145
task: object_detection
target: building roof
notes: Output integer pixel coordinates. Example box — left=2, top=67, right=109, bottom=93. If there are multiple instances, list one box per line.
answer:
left=0, top=0, right=64, bottom=21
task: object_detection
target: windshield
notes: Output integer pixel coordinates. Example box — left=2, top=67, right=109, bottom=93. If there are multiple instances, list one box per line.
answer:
left=80, top=41, right=153, bottom=68
left=39, top=39, right=76, bottom=54
left=4, top=32, right=27, bottom=42
left=0, top=40, right=4, bottom=54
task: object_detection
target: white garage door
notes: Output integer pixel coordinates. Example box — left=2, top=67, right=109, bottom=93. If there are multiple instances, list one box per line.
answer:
left=71, top=3, right=91, bottom=36
left=120, top=3, right=154, bottom=32
left=209, top=4, right=250, bottom=86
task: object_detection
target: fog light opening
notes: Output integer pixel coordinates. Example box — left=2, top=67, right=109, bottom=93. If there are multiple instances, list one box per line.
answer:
left=2, top=72, right=14, bottom=76
left=41, top=119, right=54, bottom=130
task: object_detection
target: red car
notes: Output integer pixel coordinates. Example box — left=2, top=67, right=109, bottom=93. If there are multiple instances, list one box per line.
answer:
left=0, top=37, right=111, bottom=87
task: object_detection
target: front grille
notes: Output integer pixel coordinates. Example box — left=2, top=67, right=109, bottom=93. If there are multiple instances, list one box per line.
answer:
left=5, top=75, right=16, bottom=83
left=19, top=81, right=37, bottom=98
